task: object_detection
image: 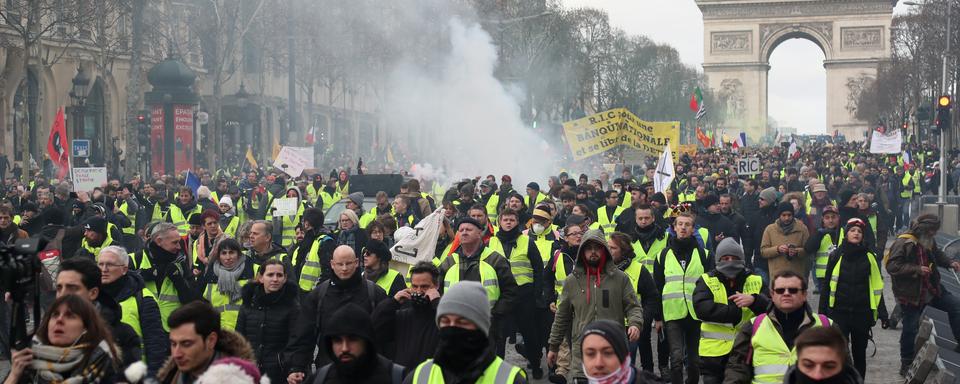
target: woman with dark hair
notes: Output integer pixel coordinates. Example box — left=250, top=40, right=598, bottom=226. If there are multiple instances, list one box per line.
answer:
left=578, top=319, right=660, bottom=383
left=236, top=259, right=300, bottom=384
left=200, top=237, right=255, bottom=331
left=784, top=326, right=863, bottom=384
left=4, top=294, right=121, bottom=384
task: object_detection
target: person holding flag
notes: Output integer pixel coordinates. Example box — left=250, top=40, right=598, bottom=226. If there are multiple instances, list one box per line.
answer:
left=47, top=107, right=70, bottom=179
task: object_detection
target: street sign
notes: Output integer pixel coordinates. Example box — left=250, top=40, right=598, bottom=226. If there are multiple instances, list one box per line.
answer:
left=737, top=157, right=761, bottom=176
left=72, top=140, right=90, bottom=157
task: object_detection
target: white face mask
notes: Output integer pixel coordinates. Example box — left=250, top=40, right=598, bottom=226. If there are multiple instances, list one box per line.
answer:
left=532, top=223, right=546, bottom=235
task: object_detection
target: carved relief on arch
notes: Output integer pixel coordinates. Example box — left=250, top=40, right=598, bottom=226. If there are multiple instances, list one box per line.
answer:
left=719, top=78, right=745, bottom=120
left=711, top=31, right=752, bottom=54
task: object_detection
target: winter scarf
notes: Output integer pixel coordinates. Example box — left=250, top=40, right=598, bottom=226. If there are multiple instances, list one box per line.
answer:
left=778, top=218, right=796, bottom=234
left=30, top=339, right=115, bottom=384
left=212, top=257, right=247, bottom=302
left=582, top=356, right=634, bottom=384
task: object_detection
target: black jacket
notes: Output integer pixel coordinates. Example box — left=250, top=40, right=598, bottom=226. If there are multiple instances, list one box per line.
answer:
left=372, top=296, right=440, bottom=368
left=285, top=272, right=388, bottom=373
left=745, top=204, right=777, bottom=268
left=237, top=281, right=301, bottom=384
left=618, top=257, right=662, bottom=321
left=315, top=301, right=403, bottom=384
left=820, top=241, right=881, bottom=320
left=102, top=273, right=168, bottom=375
left=696, top=211, right=739, bottom=246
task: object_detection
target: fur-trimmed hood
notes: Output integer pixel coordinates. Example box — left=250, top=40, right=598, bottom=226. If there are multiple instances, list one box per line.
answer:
left=157, top=329, right=254, bottom=383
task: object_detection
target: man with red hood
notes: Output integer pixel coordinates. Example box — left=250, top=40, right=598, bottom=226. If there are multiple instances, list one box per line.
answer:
left=546, top=228, right=643, bottom=382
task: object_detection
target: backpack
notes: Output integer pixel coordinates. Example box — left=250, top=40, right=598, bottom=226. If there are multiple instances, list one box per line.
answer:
left=312, top=279, right=380, bottom=347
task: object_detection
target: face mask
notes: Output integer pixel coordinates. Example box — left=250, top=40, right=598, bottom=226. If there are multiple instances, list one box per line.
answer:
left=533, top=223, right=546, bottom=235
left=717, top=260, right=746, bottom=279
left=433, top=326, right=488, bottom=372
left=582, top=355, right=632, bottom=384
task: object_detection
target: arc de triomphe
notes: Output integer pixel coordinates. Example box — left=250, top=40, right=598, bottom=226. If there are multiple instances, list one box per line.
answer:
left=696, top=0, right=896, bottom=141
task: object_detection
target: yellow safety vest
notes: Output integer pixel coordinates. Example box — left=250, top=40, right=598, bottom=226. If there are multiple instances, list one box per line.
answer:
left=828, top=251, right=884, bottom=320
left=912, top=170, right=921, bottom=194
left=336, top=181, right=349, bottom=197
left=412, top=357, right=523, bottom=384
left=118, top=288, right=157, bottom=340
left=814, top=228, right=842, bottom=279
left=698, top=274, right=762, bottom=357
left=444, top=248, right=500, bottom=309
left=221, top=215, right=240, bottom=238
left=900, top=173, right=913, bottom=199
left=305, top=185, right=320, bottom=205
left=751, top=313, right=831, bottom=384
left=488, top=235, right=533, bottom=286
left=553, top=251, right=569, bottom=303
left=203, top=275, right=250, bottom=331
left=525, top=193, right=546, bottom=211
left=867, top=214, right=877, bottom=236
left=137, top=254, right=181, bottom=332
left=485, top=194, right=500, bottom=222
left=619, top=193, right=632, bottom=210
left=297, top=235, right=333, bottom=291
left=596, top=206, right=625, bottom=234
left=119, top=202, right=136, bottom=235
left=678, top=190, right=696, bottom=203
left=167, top=204, right=201, bottom=236
left=279, top=202, right=307, bottom=248
left=375, top=269, right=402, bottom=293
left=319, top=189, right=338, bottom=211
left=661, top=246, right=704, bottom=321
left=13, top=215, right=21, bottom=225
left=622, top=260, right=645, bottom=296
left=82, top=225, right=116, bottom=260
left=532, top=234, right=554, bottom=265
left=632, top=235, right=667, bottom=273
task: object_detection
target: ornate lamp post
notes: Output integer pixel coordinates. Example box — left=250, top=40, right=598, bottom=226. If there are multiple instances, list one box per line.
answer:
left=69, top=66, right=90, bottom=165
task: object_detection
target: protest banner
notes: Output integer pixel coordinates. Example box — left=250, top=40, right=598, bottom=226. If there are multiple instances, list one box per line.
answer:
left=272, top=146, right=314, bottom=177
left=869, top=129, right=903, bottom=154
left=562, top=108, right=680, bottom=161
left=391, top=209, right=443, bottom=265
left=72, top=167, right=107, bottom=193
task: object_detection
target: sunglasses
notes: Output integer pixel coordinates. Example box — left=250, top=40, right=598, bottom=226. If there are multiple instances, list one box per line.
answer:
left=773, top=287, right=801, bottom=295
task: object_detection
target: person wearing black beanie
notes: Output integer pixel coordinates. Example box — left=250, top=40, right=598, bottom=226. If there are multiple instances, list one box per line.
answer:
left=579, top=319, right=644, bottom=384
left=363, top=240, right=405, bottom=297
left=315, top=303, right=404, bottom=384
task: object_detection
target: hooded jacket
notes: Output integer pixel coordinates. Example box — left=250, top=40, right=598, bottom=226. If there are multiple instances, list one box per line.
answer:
left=314, top=303, right=402, bottom=384
left=886, top=232, right=955, bottom=306
left=547, top=229, right=644, bottom=379
left=102, top=272, right=169, bottom=374
left=158, top=330, right=254, bottom=384
left=236, top=281, right=301, bottom=384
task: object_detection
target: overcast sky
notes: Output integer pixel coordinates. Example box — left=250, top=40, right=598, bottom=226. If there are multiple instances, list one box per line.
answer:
left=561, top=0, right=911, bottom=135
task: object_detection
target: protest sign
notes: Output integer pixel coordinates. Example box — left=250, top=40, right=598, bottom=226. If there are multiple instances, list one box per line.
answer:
left=869, top=129, right=903, bottom=154
left=72, top=167, right=107, bottom=193
left=272, top=197, right=298, bottom=217
left=272, top=146, right=314, bottom=177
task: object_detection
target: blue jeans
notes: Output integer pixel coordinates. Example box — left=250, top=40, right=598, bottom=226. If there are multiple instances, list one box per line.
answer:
left=899, top=291, right=960, bottom=361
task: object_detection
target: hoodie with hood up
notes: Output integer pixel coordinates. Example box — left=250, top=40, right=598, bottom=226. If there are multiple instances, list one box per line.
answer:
left=314, top=303, right=403, bottom=384
left=547, top=229, right=644, bottom=379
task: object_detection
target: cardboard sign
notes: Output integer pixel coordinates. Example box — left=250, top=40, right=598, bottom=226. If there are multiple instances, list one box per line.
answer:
left=72, top=167, right=107, bottom=192
left=737, top=157, right=761, bottom=176
left=272, top=197, right=298, bottom=217
left=272, top=146, right=314, bottom=177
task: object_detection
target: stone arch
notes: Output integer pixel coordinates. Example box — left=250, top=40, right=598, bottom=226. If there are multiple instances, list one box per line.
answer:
left=759, top=23, right=834, bottom=63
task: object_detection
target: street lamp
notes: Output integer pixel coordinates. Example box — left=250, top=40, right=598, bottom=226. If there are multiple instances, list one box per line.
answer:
left=69, top=66, right=90, bottom=164
left=903, top=0, right=952, bottom=203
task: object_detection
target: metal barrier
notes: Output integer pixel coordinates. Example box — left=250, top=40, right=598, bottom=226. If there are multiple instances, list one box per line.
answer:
left=917, top=196, right=960, bottom=237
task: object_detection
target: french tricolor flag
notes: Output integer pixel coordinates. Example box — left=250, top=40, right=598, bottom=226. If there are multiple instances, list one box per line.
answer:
left=732, top=132, right=746, bottom=150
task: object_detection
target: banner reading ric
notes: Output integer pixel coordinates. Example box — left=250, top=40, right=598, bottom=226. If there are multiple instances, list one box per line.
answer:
left=562, top=109, right=623, bottom=160
left=562, top=108, right=680, bottom=160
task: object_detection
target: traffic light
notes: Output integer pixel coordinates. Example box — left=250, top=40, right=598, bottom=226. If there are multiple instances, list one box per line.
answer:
left=136, top=110, right=150, bottom=148
left=936, top=95, right=952, bottom=130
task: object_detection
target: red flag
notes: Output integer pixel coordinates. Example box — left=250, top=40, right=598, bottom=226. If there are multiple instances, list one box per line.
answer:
left=696, top=126, right=711, bottom=148
left=305, top=125, right=316, bottom=145
left=46, top=107, right=69, bottom=178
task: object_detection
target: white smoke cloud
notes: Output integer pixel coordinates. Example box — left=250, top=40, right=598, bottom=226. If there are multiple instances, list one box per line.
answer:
left=384, top=18, right=557, bottom=188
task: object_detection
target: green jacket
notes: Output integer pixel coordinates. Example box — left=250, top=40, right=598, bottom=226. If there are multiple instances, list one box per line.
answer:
left=547, top=229, right=643, bottom=379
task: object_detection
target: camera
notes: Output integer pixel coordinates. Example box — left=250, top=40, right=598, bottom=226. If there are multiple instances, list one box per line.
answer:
left=410, top=291, right=430, bottom=307
left=0, top=238, right=40, bottom=295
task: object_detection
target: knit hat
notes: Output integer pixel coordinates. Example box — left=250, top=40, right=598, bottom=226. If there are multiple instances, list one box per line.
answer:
left=701, top=194, right=720, bottom=208
left=188, top=212, right=203, bottom=226
left=480, top=180, right=496, bottom=190
left=579, top=320, right=629, bottom=364
left=839, top=190, right=856, bottom=206
left=811, top=183, right=828, bottom=193
left=565, top=214, right=587, bottom=227
left=651, top=192, right=666, bottom=205
left=436, top=281, right=491, bottom=335
left=219, top=195, right=234, bottom=208
left=302, top=207, right=324, bottom=229
left=456, top=217, right=485, bottom=231
left=715, top=237, right=744, bottom=261
left=527, top=182, right=540, bottom=191
left=340, top=209, right=359, bottom=226
left=459, top=184, right=475, bottom=196
left=84, top=217, right=107, bottom=235
left=777, top=201, right=795, bottom=216
left=196, top=357, right=265, bottom=384
left=759, top=187, right=778, bottom=204
left=347, top=192, right=364, bottom=207
left=845, top=217, right=867, bottom=231
left=363, top=240, right=392, bottom=263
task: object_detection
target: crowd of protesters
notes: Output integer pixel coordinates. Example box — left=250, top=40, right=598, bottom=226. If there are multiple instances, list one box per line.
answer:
left=0, top=138, right=959, bottom=384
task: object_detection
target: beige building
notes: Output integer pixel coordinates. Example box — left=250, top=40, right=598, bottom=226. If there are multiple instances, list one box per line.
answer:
left=0, top=1, right=381, bottom=178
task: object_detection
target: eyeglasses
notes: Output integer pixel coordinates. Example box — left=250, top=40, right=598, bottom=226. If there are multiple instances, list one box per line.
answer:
left=97, top=262, right=125, bottom=270
left=566, top=231, right=583, bottom=237
left=773, top=287, right=801, bottom=295
left=333, top=261, right=357, bottom=269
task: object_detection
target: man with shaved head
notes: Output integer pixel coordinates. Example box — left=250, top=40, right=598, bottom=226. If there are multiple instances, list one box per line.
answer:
left=285, top=245, right=389, bottom=384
